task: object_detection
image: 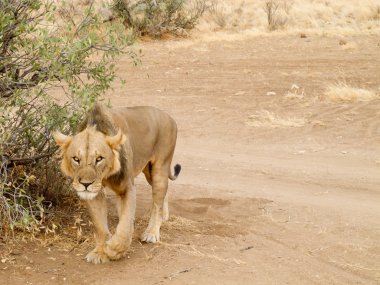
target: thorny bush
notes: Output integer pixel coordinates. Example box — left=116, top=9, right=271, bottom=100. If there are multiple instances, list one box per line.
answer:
left=0, top=0, right=135, bottom=239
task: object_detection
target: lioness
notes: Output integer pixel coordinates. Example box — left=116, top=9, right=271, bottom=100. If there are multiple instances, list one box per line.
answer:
left=53, top=103, right=181, bottom=264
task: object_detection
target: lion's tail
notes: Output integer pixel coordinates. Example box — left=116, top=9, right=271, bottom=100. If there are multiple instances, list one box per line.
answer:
left=169, top=164, right=181, bottom=181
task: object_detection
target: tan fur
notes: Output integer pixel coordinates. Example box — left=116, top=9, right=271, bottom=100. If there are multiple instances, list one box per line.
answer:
left=53, top=104, right=181, bottom=264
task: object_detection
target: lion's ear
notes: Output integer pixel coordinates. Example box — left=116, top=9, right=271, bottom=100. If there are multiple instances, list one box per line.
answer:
left=106, top=129, right=126, bottom=150
left=52, top=131, right=72, bottom=149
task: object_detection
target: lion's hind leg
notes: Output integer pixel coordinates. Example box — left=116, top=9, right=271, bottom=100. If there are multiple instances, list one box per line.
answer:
left=141, top=163, right=170, bottom=243
left=142, top=162, right=153, bottom=186
left=163, top=193, right=169, bottom=222
left=143, top=162, right=169, bottom=222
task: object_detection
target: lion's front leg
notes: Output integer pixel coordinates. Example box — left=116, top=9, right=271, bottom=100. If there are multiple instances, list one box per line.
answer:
left=85, top=192, right=111, bottom=264
left=105, top=185, right=136, bottom=260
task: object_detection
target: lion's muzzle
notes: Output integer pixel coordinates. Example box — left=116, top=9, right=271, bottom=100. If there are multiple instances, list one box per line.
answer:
left=74, top=180, right=101, bottom=200
left=73, top=172, right=102, bottom=200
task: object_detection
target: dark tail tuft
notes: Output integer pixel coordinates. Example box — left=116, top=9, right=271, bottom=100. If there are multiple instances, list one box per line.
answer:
left=174, top=164, right=181, bottom=176
left=169, top=164, right=181, bottom=180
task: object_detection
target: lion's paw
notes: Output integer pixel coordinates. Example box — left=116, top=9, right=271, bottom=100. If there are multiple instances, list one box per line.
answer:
left=105, top=236, right=129, bottom=261
left=86, top=249, right=109, bottom=264
left=141, top=230, right=160, bottom=243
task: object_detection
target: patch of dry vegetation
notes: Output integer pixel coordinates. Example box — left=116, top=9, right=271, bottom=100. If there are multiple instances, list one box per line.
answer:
left=246, top=110, right=306, bottom=128
left=322, top=83, right=380, bottom=103
left=285, top=84, right=305, bottom=99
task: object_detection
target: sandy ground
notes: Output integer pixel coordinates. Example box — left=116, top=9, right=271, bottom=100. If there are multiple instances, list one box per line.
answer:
left=1, top=33, right=380, bottom=284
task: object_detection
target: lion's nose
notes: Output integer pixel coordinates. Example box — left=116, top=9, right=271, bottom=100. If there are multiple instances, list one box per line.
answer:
left=79, top=181, right=94, bottom=189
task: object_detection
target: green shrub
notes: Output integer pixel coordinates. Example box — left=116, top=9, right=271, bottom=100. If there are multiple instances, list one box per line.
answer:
left=0, top=0, right=134, bottom=238
left=111, top=0, right=206, bottom=38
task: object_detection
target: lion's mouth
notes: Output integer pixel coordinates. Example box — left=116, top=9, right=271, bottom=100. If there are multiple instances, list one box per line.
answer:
left=76, top=190, right=98, bottom=201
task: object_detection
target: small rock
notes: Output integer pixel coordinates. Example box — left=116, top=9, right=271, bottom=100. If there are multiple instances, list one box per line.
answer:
left=300, top=33, right=307, bottom=38
left=98, top=7, right=114, bottom=22
left=339, top=39, right=347, bottom=45
left=291, top=84, right=299, bottom=89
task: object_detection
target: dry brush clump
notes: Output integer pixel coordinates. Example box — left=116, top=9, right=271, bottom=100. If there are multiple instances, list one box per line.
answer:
left=207, top=0, right=227, bottom=29
left=111, top=0, right=207, bottom=38
left=322, top=83, right=380, bottom=103
left=264, top=0, right=290, bottom=31
left=0, top=0, right=133, bottom=239
left=202, top=1, right=250, bottom=32
left=205, top=0, right=247, bottom=30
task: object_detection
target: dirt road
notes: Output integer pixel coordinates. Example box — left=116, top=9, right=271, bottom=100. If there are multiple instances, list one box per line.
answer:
left=1, top=34, right=380, bottom=284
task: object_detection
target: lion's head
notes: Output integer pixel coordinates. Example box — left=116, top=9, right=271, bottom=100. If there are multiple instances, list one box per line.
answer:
left=53, top=126, right=126, bottom=200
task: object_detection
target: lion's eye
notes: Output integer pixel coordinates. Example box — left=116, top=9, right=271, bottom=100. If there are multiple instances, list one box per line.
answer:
left=72, top=157, right=80, bottom=164
left=96, top=156, right=103, bottom=163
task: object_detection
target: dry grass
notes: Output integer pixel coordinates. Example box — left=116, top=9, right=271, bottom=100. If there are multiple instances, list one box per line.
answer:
left=246, top=110, right=306, bottom=128
left=161, top=215, right=199, bottom=232
left=264, top=0, right=289, bottom=31
left=323, top=83, right=380, bottom=103
left=204, top=0, right=247, bottom=31
left=201, top=0, right=380, bottom=36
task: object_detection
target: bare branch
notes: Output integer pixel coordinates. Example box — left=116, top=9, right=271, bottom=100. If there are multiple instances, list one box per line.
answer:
left=1, top=147, right=58, bottom=168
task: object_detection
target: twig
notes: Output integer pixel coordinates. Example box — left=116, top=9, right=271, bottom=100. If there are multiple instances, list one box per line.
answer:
left=240, top=245, right=254, bottom=252
left=164, top=267, right=193, bottom=280
left=2, top=147, right=58, bottom=167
